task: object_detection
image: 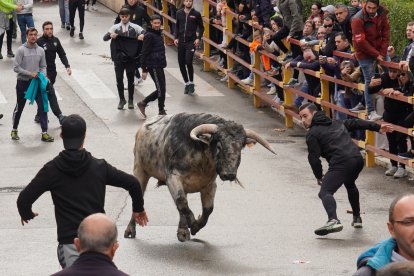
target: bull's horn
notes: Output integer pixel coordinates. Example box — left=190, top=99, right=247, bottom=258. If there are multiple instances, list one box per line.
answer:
left=245, top=129, right=276, bottom=155
left=190, top=124, right=218, bottom=144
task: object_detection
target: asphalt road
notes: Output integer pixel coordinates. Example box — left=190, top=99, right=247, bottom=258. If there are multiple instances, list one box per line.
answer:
left=0, top=2, right=413, bottom=275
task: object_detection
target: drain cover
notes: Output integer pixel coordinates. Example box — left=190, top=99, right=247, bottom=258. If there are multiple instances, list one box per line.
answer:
left=0, top=186, right=25, bottom=193
left=267, top=139, right=296, bottom=144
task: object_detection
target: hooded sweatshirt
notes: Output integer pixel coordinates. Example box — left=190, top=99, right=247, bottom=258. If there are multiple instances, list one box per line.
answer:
left=306, top=111, right=380, bottom=179
left=17, top=149, right=144, bottom=244
left=13, top=42, right=46, bottom=81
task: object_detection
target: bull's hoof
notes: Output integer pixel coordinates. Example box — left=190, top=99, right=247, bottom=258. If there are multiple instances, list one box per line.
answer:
left=177, top=228, right=191, bottom=242
left=190, top=223, right=200, bottom=236
left=124, top=226, right=136, bottom=239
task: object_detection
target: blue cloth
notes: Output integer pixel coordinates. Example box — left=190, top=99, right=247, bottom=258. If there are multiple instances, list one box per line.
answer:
left=356, top=238, right=396, bottom=270
left=24, top=71, right=49, bottom=112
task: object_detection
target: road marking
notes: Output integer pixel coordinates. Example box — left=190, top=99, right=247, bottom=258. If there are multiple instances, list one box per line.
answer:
left=54, top=89, right=62, bottom=101
left=166, top=68, right=224, bottom=97
left=135, top=80, right=171, bottom=98
left=71, top=69, right=116, bottom=99
left=0, top=89, right=7, bottom=103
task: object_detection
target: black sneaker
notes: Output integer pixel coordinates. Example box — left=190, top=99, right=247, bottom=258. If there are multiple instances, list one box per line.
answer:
left=352, top=216, right=363, bottom=228
left=66, top=24, right=70, bottom=31
left=34, top=114, right=40, bottom=123
left=61, top=23, right=65, bottom=29
left=184, top=85, right=189, bottom=94
left=398, top=151, right=414, bottom=160
left=118, top=99, right=126, bottom=110
left=137, top=101, right=147, bottom=118
left=79, top=32, right=84, bottom=40
left=128, top=100, right=134, bottom=109
left=0, top=53, right=3, bottom=59
left=7, top=51, right=14, bottom=58
left=0, top=114, right=3, bottom=119
left=189, top=83, right=195, bottom=94
left=158, top=110, right=167, bottom=115
left=70, top=27, right=75, bottom=37
left=58, top=114, right=66, bottom=125
left=314, top=219, right=343, bottom=236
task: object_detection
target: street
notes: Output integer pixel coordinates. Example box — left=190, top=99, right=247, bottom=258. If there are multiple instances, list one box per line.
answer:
left=0, top=2, right=413, bottom=275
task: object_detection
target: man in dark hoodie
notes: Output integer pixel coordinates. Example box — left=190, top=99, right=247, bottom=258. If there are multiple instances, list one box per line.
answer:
left=298, top=103, right=393, bottom=236
left=16, top=114, right=149, bottom=269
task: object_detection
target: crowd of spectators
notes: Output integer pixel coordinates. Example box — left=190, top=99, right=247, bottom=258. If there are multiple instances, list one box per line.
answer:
left=164, top=0, right=414, bottom=178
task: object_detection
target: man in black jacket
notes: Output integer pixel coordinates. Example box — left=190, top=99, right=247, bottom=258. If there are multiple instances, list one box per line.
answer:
left=299, top=103, right=393, bottom=236
left=137, top=15, right=167, bottom=117
left=104, top=7, right=145, bottom=110
left=35, top=21, right=70, bottom=125
left=116, top=0, right=151, bottom=85
left=17, top=114, right=149, bottom=269
left=174, top=0, right=204, bottom=94
left=52, top=213, right=128, bottom=276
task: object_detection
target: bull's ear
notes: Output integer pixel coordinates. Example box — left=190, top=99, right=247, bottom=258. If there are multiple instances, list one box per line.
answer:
left=246, top=138, right=257, bottom=148
left=197, top=134, right=212, bottom=145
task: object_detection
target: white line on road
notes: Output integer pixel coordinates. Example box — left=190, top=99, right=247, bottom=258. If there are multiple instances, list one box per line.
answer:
left=166, top=68, right=224, bottom=97
left=0, top=89, right=7, bottom=103
left=54, top=89, right=62, bottom=101
left=71, top=69, right=116, bottom=99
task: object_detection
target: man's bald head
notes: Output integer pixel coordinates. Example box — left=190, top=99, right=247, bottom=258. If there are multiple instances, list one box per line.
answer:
left=77, top=213, right=118, bottom=254
left=389, top=194, right=414, bottom=222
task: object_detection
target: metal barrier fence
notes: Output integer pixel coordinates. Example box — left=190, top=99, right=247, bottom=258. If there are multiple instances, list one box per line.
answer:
left=139, top=0, right=414, bottom=169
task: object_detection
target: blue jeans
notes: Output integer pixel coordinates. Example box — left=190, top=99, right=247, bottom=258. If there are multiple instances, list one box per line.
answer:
left=17, top=14, right=35, bottom=44
left=59, top=0, right=70, bottom=25
left=294, top=80, right=309, bottom=107
left=358, top=58, right=375, bottom=113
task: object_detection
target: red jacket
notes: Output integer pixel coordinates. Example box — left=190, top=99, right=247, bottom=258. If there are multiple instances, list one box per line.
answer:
left=351, top=5, right=390, bottom=60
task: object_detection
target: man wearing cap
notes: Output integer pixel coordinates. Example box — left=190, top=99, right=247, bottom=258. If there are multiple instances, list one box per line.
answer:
left=16, top=114, right=149, bottom=269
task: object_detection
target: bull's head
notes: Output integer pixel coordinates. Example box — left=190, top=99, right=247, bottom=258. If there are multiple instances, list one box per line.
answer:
left=190, top=123, right=276, bottom=181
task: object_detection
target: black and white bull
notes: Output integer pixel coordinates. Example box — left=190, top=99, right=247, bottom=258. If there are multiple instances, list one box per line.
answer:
left=124, top=113, right=276, bottom=242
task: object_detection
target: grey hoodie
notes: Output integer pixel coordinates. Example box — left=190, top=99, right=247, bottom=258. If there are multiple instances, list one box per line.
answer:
left=16, top=0, right=33, bottom=15
left=13, top=43, right=46, bottom=81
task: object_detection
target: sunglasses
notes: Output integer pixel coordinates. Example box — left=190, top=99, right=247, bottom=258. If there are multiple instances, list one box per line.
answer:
left=323, top=24, right=333, bottom=28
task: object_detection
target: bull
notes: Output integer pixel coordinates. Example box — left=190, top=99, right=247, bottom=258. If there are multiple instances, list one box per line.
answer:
left=124, top=113, right=276, bottom=242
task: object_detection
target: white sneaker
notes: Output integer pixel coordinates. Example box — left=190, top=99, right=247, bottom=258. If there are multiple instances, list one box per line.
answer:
left=266, top=86, right=277, bottom=95
left=368, top=111, right=382, bottom=121
left=385, top=166, right=397, bottom=176
left=394, top=167, right=408, bottom=178
left=220, top=75, right=228, bottom=82
left=134, top=77, right=143, bottom=86
left=241, top=77, right=253, bottom=85
left=91, top=5, right=98, bottom=11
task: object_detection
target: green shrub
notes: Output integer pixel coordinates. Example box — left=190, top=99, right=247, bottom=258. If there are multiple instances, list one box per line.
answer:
left=301, top=0, right=414, bottom=54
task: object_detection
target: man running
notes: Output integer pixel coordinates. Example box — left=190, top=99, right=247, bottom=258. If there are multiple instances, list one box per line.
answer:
left=36, top=21, right=70, bottom=125
left=298, top=103, right=393, bottom=235
left=174, top=0, right=203, bottom=94
left=137, top=15, right=167, bottom=117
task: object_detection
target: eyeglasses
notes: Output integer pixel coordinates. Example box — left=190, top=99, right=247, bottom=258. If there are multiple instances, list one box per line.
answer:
left=392, top=218, right=414, bottom=227
left=323, top=24, right=333, bottom=28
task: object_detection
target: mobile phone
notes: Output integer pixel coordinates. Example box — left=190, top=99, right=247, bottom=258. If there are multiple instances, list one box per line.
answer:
left=373, top=73, right=381, bottom=78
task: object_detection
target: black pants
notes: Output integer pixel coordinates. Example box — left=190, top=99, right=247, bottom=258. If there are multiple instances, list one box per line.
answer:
left=0, top=19, right=13, bottom=53
left=384, top=111, right=408, bottom=167
left=13, top=80, right=48, bottom=132
left=36, top=71, right=62, bottom=118
left=178, top=41, right=195, bottom=83
left=271, top=27, right=302, bottom=79
left=69, top=0, right=85, bottom=32
left=114, top=61, right=135, bottom=101
left=143, top=68, right=166, bottom=112
left=318, top=157, right=364, bottom=221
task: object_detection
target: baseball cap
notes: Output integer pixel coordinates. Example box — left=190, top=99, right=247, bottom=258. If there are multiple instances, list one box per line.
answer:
left=61, top=114, right=86, bottom=150
left=321, top=5, right=335, bottom=15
